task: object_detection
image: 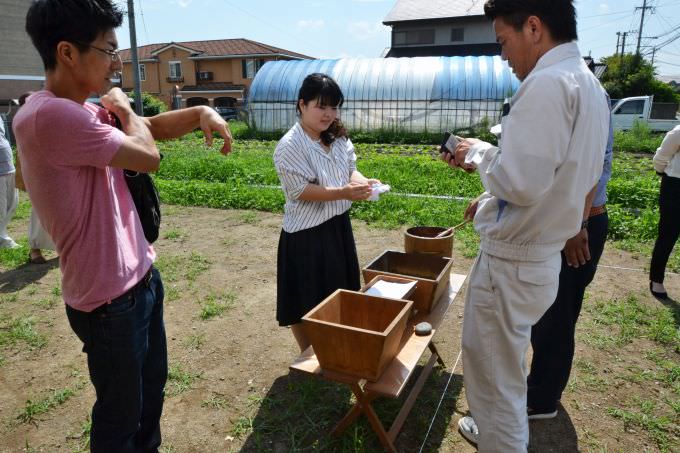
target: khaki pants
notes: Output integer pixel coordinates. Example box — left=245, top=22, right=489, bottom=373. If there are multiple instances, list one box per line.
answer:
left=0, top=172, right=18, bottom=244
left=28, top=209, right=55, bottom=250
left=462, top=251, right=561, bottom=452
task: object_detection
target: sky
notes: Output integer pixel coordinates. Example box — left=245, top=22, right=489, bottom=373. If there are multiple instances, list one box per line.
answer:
left=114, top=0, right=680, bottom=76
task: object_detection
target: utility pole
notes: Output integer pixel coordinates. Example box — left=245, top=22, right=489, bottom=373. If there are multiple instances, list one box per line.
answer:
left=621, top=31, right=628, bottom=56
left=651, top=47, right=657, bottom=65
left=635, top=0, right=653, bottom=55
left=616, top=31, right=621, bottom=56
left=128, top=0, right=143, bottom=115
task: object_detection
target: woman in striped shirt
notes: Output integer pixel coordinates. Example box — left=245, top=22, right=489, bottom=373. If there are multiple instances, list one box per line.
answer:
left=274, top=73, right=379, bottom=352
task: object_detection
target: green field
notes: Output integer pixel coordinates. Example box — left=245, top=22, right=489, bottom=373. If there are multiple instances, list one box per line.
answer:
left=150, top=132, right=677, bottom=271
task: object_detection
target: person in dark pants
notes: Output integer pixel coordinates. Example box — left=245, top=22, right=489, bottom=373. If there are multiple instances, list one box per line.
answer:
left=650, top=125, right=680, bottom=300
left=526, top=116, right=614, bottom=419
left=14, top=1, right=232, bottom=450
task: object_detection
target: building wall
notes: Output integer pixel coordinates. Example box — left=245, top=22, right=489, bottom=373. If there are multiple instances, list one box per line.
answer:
left=122, top=52, right=287, bottom=108
left=0, top=0, right=46, bottom=100
left=391, top=18, right=496, bottom=48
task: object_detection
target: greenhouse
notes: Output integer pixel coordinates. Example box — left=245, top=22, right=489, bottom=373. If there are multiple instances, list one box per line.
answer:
left=247, top=56, right=519, bottom=133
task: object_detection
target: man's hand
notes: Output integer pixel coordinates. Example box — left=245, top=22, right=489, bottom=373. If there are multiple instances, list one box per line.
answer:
left=199, top=107, right=233, bottom=155
left=464, top=193, right=485, bottom=221
left=100, top=87, right=134, bottom=116
left=342, top=181, right=372, bottom=200
left=440, top=138, right=480, bottom=172
left=563, top=228, right=590, bottom=267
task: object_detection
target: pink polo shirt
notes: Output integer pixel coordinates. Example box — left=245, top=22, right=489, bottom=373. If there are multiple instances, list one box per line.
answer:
left=13, top=90, right=155, bottom=312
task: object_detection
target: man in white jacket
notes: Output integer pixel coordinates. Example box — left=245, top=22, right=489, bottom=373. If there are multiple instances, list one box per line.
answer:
left=443, top=1, right=610, bottom=451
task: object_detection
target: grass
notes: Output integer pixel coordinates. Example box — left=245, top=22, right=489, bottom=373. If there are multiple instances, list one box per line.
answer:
left=16, top=387, right=76, bottom=425
left=183, top=333, right=205, bottom=350
left=0, top=315, right=47, bottom=350
left=166, top=363, right=202, bottom=396
left=228, top=367, right=461, bottom=451
left=154, top=252, right=211, bottom=284
left=607, top=400, right=679, bottom=452
left=198, top=292, right=236, bottom=320
left=201, top=394, right=230, bottom=410
left=581, top=296, right=679, bottom=351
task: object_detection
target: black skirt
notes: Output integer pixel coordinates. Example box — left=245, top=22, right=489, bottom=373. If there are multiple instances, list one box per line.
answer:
left=277, top=211, right=361, bottom=326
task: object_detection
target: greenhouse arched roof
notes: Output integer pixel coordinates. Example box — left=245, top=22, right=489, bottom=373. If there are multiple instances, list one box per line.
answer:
left=248, top=56, right=519, bottom=132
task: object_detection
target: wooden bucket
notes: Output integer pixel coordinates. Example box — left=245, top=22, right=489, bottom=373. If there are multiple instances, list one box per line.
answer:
left=404, top=226, right=453, bottom=258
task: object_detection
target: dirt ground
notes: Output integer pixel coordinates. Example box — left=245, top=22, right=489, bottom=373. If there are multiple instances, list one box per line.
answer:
left=0, top=203, right=678, bottom=452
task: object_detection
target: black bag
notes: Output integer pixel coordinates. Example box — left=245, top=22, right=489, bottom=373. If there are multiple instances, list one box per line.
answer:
left=124, top=169, right=161, bottom=244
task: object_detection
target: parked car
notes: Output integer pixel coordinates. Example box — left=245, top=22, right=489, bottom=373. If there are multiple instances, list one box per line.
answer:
left=214, top=106, right=239, bottom=121
left=611, top=95, right=680, bottom=132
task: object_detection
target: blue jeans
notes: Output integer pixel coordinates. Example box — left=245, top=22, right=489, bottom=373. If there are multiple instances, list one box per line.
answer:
left=66, top=267, right=167, bottom=453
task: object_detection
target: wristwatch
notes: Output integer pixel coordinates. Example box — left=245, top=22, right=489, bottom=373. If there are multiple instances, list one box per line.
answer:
left=580, top=219, right=589, bottom=230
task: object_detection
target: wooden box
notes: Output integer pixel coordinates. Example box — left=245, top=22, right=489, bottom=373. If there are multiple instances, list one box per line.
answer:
left=362, top=250, right=452, bottom=313
left=302, top=289, right=413, bottom=382
left=360, top=275, right=418, bottom=302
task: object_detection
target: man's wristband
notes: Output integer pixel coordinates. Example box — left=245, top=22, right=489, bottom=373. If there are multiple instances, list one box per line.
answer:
left=580, top=219, right=589, bottom=230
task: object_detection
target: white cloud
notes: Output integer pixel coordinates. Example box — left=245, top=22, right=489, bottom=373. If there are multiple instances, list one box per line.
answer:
left=175, top=0, right=192, bottom=7
left=598, top=3, right=610, bottom=13
left=296, top=19, right=325, bottom=31
left=352, top=0, right=389, bottom=2
left=347, top=21, right=389, bottom=41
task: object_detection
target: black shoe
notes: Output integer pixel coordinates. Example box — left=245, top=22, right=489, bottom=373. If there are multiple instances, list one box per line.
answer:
left=528, top=407, right=558, bottom=420
left=650, top=281, right=668, bottom=300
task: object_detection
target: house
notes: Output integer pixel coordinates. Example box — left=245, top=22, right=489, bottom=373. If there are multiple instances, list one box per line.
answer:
left=583, top=56, right=608, bottom=79
left=382, top=0, right=500, bottom=58
left=119, top=39, right=313, bottom=110
left=0, top=0, right=45, bottom=104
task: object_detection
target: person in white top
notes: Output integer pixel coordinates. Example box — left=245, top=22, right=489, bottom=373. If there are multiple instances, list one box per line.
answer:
left=650, top=125, right=680, bottom=300
left=0, top=118, right=18, bottom=249
left=274, top=73, right=379, bottom=352
left=442, top=0, right=610, bottom=451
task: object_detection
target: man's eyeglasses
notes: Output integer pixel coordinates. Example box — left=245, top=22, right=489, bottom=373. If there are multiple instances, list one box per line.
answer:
left=77, top=43, right=120, bottom=61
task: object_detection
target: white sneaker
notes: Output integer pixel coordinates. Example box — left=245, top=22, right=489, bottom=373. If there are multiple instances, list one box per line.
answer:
left=0, top=238, right=19, bottom=249
left=458, top=415, right=479, bottom=445
left=528, top=408, right=558, bottom=420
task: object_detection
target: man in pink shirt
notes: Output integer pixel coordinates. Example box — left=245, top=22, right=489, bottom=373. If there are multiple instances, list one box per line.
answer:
left=13, top=1, right=232, bottom=451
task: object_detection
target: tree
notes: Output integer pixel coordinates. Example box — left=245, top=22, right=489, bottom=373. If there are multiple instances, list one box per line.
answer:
left=127, top=92, right=168, bottom=117
left=599, top=53, right=680, bottom=104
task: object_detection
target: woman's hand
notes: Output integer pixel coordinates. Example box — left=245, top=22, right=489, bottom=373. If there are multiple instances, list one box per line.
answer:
left=342, top=181, right=372, bottom=200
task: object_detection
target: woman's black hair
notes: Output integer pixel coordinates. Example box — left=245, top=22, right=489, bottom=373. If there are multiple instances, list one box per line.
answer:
left=25, top=0, right=124, bottom=71
left=296, top=73, right=348, bottom=146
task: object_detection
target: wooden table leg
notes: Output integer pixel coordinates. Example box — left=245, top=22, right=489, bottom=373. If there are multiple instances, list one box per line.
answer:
left=332, top=383, right=377, bottom=436
left=332, top=382, right=396, bottom=452
left=388, top=352, right=438, bottom=440
left=428, top=342, right=446, bottom=367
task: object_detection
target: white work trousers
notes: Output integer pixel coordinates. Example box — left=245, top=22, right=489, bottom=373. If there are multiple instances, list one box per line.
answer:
left=0, top=172, right=18, bottom=242
left=28, top=209, right=54, bottom=250
left=462, top=251, right=561, bottom=452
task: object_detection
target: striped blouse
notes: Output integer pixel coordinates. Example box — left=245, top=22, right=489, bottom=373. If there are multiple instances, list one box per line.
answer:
left=274, top=122, right=357, bottom=233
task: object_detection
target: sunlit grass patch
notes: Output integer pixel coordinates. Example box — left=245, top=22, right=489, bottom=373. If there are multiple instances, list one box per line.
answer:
left=166, top=363, right=202, bottom=396
left=198, top=292, right=236, bottom=320
left=16, top=387, right=76, bottom=425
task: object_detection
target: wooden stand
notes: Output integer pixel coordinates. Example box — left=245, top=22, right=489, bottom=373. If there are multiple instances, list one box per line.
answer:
left=290, top=273, right=467, bottom=452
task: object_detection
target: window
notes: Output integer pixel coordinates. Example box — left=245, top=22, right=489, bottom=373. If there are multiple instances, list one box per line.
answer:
left=615, top=100, right=644, bottom=115
left=393, top=29, right=435, bottom=46
left=451, top=28, right=464, bottom=42
left=168, top=61, right=182, bottom=78
left=242, top=59, right=266, bottom=79
left=138, top=63, right=146, bottom=81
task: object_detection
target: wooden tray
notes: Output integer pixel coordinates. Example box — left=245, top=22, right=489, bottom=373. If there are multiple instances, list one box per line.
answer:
left=362, top=250, right=452, bottom=313
left=302, top=289, right=413, bottom=382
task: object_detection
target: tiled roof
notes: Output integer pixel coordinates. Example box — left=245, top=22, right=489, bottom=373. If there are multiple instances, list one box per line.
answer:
left=180, top=82, right=246, bottom=92
left=119, top=38, right=313, bottom=62
left=383, top=0, right=486, bottom=24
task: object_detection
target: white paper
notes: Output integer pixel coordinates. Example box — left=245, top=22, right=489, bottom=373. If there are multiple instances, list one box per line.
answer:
left=368, top=183, right=391, bottom=201
left=364, top=280, right=416, bottom=299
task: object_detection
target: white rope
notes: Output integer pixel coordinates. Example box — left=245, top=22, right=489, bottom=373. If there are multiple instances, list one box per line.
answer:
left=599, top=264, right=680, bottom=276
left=418, top=349, right=463, bottom=453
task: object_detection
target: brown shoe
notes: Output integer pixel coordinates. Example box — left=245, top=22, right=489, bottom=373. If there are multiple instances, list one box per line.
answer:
left=28, top=252, right=47, bottom=264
